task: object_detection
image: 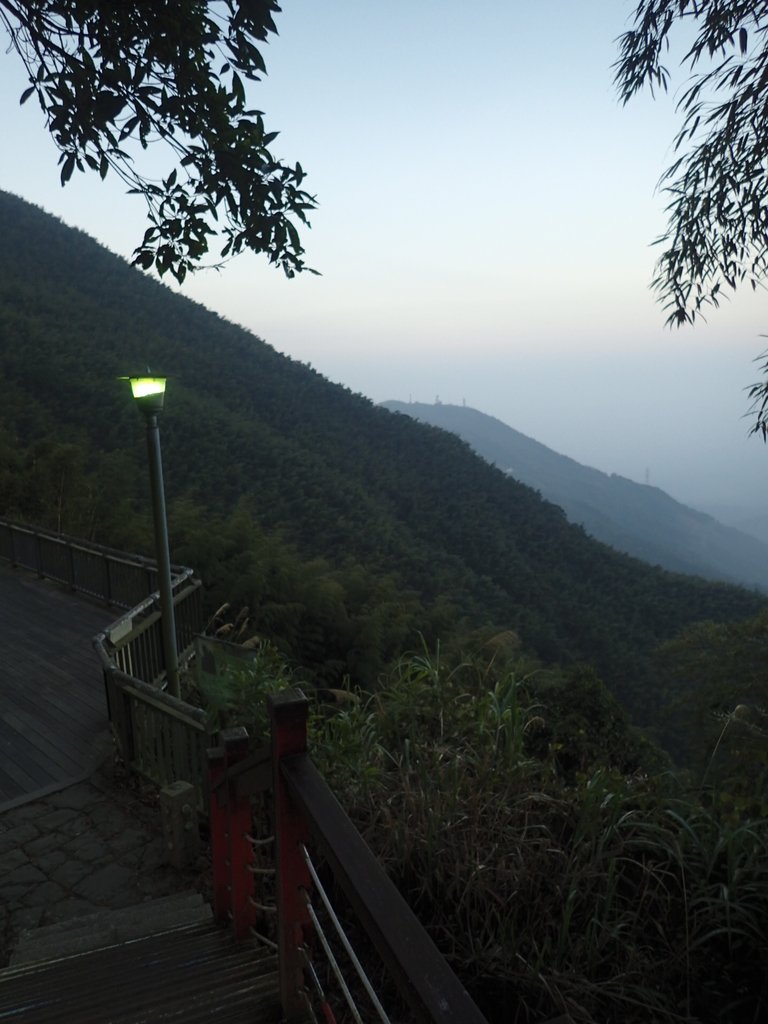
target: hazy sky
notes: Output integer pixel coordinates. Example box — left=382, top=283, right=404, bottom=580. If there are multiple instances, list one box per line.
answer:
left=2, top=1, right=768, bottom=515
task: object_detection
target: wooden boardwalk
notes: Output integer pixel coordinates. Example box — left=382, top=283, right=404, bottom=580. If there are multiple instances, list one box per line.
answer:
left=0, top=563, right=111, bottom=808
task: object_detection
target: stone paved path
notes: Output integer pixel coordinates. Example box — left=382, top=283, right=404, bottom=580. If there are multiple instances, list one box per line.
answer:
left=0, top=761, right=209, bottom=967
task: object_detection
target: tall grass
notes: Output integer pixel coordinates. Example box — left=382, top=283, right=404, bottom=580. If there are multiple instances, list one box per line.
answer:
left=312, top=645, right=768, bottom=1024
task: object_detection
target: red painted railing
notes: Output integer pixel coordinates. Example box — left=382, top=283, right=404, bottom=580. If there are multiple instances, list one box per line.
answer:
left=209, top=688, right=489, bottom=1024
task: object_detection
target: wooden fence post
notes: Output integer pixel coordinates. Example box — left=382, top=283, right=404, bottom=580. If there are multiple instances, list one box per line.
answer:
left=269, top=689, right=314, bottom=1023
left=160, top=780, right=200, bottom=869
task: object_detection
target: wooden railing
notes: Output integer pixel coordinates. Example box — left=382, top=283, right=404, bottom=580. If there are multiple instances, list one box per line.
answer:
left=104, top=667, right=212, bottom=817
left=94, top=571, right=202, bottom=686
left=0, top=517, right=167, bottom=608
left=93, top=570, right=210, bottom=814
left=210, top=689, right=489, bottom=1024
left=1, top=518, right=487, bottom=1019
left=0, top=516, right=212, bottom=811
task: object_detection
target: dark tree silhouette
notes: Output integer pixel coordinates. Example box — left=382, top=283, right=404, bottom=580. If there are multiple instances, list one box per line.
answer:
left=0, top=0, right=316, bottom=282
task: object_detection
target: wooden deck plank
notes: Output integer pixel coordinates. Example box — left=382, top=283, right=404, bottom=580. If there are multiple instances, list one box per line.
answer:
left=0, top=923, right=280, bottom=1024
left=1, top=709, right=88, bottom=777
left=8, top=672, right=105, bottom=731
left=0, top=564, right=113, bottom=805
left=4, top=689, right=105, bottom=765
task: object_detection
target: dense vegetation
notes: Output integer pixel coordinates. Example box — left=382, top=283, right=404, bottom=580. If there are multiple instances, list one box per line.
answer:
left=205, top=634, right=768, bottom=1023
left=4, top=190, right=768, bottom=1022
left=1, top=189, right=766, bottom=741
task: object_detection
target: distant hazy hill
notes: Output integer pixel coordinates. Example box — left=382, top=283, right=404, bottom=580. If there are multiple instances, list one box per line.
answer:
left=1, top=189, right=765, bottom=731
left=382, top=401, right=768, bottom=592
left=698, top=501, right=768, bottom=548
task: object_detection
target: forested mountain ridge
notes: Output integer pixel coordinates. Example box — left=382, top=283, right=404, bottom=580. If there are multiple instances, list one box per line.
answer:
left=0, top=189, right=765, bottom=731
left=381, top=400, right=768, bottom=591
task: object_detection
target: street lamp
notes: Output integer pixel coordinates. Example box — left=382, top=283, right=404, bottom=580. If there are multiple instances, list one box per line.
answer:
left=124, top=376, right=179, bottom=697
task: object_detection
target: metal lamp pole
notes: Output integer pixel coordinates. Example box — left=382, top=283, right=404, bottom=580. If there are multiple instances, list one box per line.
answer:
left=126, top=376, right=179, bottom=697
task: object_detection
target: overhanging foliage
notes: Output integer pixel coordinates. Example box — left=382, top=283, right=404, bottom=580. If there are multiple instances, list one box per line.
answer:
left=616, top=5, right=768, bottom=314
left=0, top=0, right=316, bottom=281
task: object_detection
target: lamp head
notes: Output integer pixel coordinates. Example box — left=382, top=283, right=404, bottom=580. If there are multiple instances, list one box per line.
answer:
left=123, top=376, right=167, bottom=416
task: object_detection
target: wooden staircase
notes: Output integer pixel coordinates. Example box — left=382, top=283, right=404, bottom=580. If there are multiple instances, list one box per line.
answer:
left=0, top=895, right=280, bottom=1024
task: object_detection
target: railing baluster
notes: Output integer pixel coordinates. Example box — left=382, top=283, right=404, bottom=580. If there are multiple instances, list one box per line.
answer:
left=300, top=846, right=391, bottom=1024
left=67, top=541, right=76, bottom=592
left=102, top=553, right=112, bottom=606
left=34, top=531, right=43, bottom=577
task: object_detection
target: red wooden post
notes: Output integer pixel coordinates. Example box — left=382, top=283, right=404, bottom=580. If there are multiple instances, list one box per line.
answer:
left=222, top=727, right=257, bottom=941
left=208, top=728, right=258, bottom=939
left=207, top=743, right=231, bottom=926
left=269, top=689, right=314, bottom=1023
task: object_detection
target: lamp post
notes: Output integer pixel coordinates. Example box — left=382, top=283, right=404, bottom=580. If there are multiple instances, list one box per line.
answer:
left=125, top=376, right=179, bottom=697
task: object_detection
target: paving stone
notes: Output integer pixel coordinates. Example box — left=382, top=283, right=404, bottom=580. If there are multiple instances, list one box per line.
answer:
left=0, top=775, right=211, bottom=971
left=36, top=807, right=80, bottom=830
left=46, top=785, right=101, bottom=812
left=10, top=906, right=44, bottom=932
left=115, top=847, right=144, bottom=869
left=3, top=864, right=46, bottom=886
left=0, top=848, right=29, bottom=874
left=0, top=822, right=40, bottom=854
left=2, top=803, right=48, bottom=822
left=74, top=863, right=137, bottom=903
left=108, top=827, right=153, bottom=856
left=34, top=849, right=68, bottom=874
left=64, top=832, right=107, bottom=859
left=58, top=816, right=93, bottom=839
left=23, top=880, right=67, bottom=907
left=25, top=832, right=65, bottom=858
left=50, top=859, right=92, bottom=889
left=92, top=805, right=133, bottom=838
left=0, top=885, right=29, bottom=906
left=69, top=839, right=108, bottom=864
left=139, top=844, right=167, bottom=873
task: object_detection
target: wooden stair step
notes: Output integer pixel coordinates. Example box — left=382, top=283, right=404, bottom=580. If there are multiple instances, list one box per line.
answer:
left=0, top=921, right=280, bottom=1023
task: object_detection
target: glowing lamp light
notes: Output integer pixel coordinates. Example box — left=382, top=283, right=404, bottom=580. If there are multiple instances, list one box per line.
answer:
left=129, top=376, right=166, bottom=399
left=123, top=376, right=167, bottom=415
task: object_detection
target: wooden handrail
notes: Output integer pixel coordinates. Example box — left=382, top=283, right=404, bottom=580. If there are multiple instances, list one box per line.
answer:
left=271, top=690, right=488, bottom=1024
left=280, top=751, right=488, bottom=1024
left=209, top=689, right=489, bottom=1024
left=0, top=515, right=192, bottom=609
